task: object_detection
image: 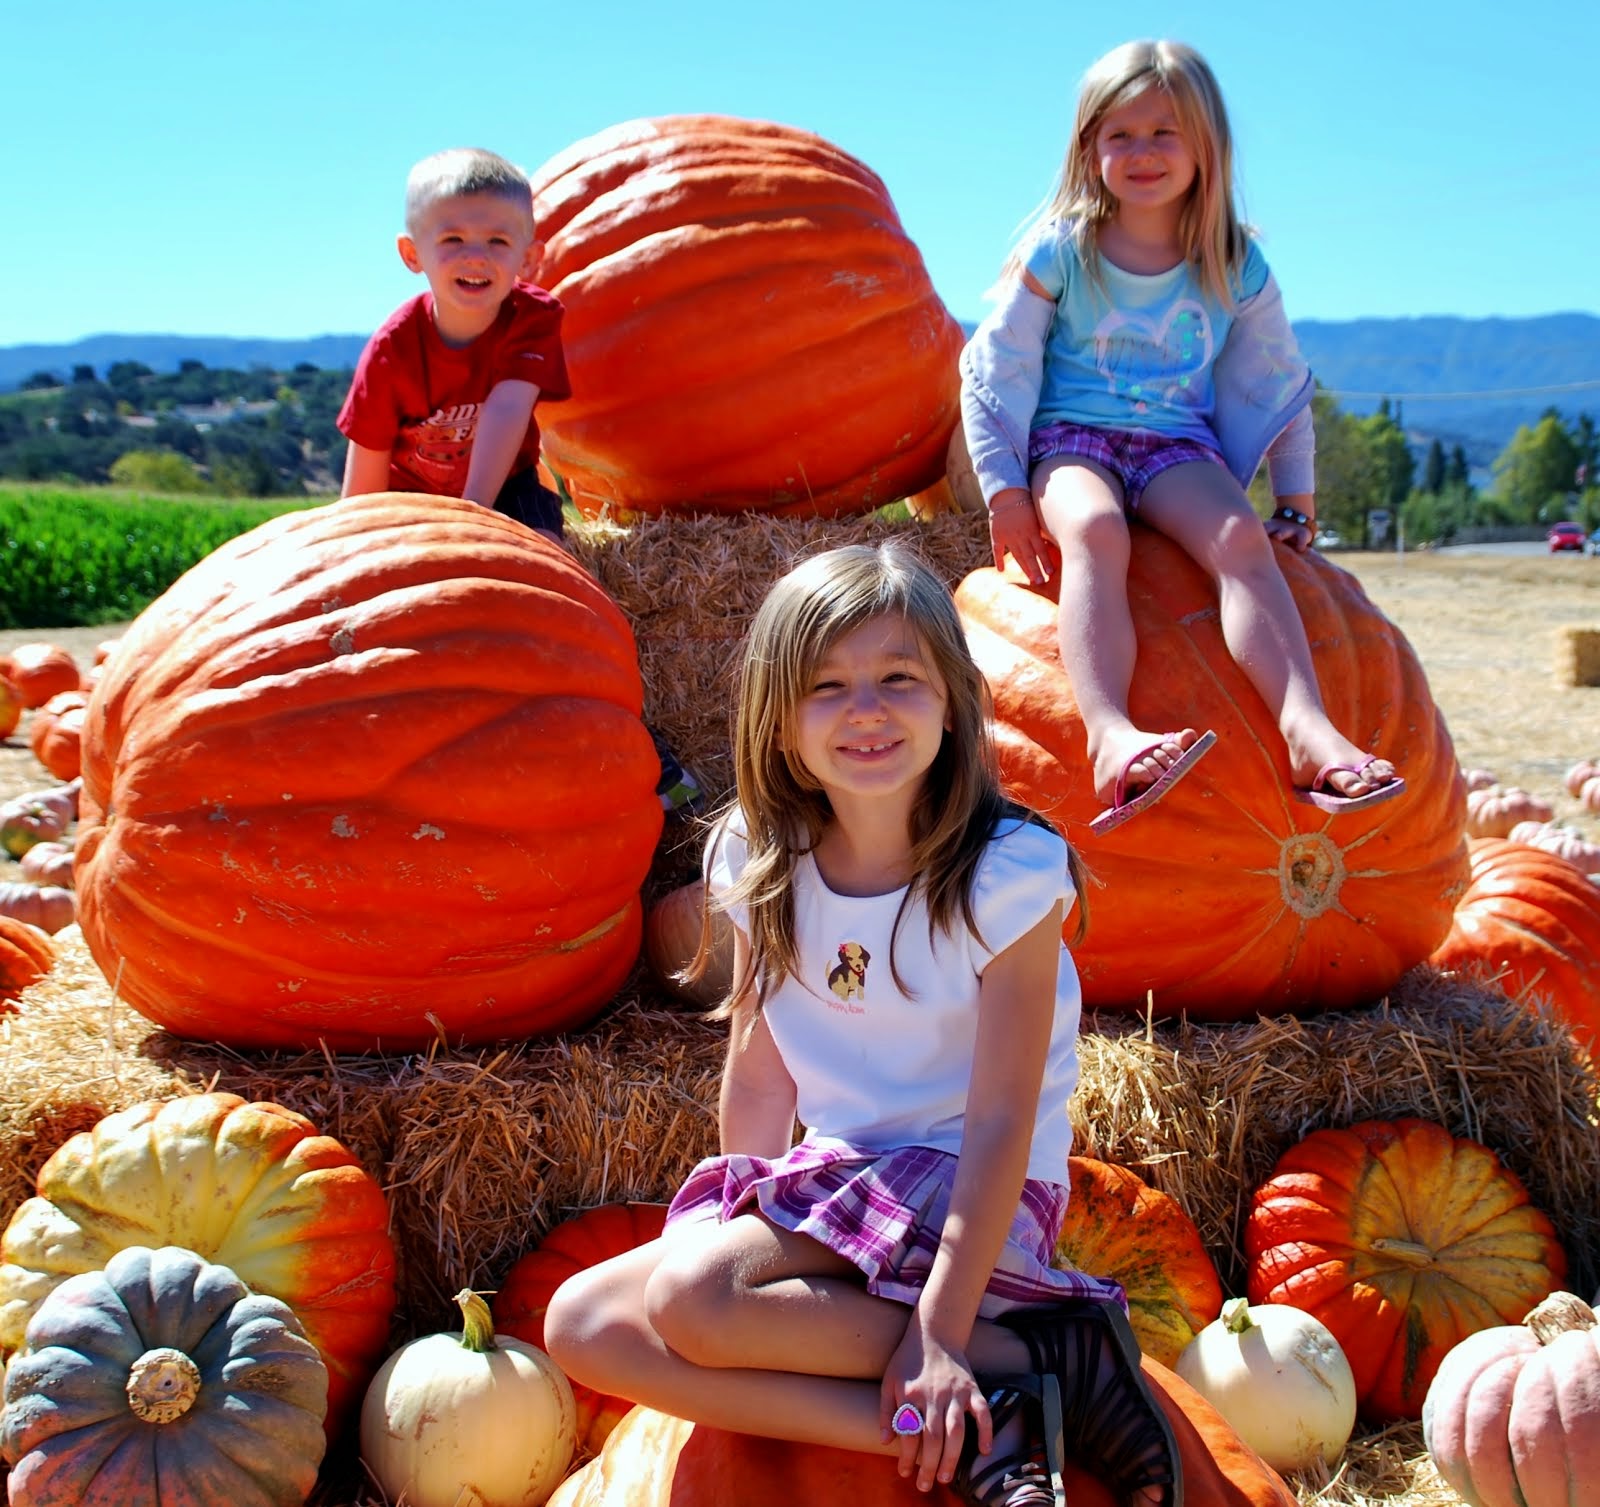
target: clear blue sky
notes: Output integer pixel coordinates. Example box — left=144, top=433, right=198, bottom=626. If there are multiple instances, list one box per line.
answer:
left=9, top=0, right=1597, bottom=346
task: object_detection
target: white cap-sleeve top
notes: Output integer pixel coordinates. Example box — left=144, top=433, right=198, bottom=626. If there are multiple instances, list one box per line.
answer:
left=706, top=813, right=1081, bottom=1184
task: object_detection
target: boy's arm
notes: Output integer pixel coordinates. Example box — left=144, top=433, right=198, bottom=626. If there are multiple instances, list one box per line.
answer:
left=342, top=442, right=394, bottom=498
left=461, top=379, right=540, bottom=507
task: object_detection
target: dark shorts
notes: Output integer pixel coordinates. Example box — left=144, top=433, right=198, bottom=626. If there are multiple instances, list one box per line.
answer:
left=1028, top=422, right=1225, bottom=511
left=494, top=467, right=565, bottom=536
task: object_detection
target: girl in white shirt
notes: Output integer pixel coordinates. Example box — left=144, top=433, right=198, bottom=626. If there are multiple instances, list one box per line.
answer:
left=545, top=543, right=1178, bottom=1507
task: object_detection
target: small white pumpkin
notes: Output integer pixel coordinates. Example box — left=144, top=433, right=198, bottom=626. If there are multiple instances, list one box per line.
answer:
left=1174, top=1297, right=1356, bottom=1473
left=360, top=1288, right=576, bottom=1507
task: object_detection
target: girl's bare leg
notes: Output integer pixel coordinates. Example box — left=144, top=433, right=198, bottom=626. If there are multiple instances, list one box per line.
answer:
left=1137, top=462, right=1398, bottom=796
left=1033, top=455, right=1207, bottom=805
left=544, top=1215, right=1034, bottom=1487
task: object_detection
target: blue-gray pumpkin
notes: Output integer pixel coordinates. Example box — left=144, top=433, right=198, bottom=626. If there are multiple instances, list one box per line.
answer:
left=1, top=1244, right=327, bottom=1506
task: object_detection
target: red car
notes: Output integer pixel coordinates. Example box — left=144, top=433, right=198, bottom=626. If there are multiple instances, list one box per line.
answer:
left=1549, top=522, right=1587, bottom=552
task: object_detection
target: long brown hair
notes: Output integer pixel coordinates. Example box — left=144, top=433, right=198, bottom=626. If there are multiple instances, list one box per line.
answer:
left=1003, top=39, right=1248, bottom=307
left=689, top=541, right=1088, bottom=1015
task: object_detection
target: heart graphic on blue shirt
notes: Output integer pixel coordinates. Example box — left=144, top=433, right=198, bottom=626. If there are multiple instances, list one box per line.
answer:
left=1091, top=300, right=1214, bottom=412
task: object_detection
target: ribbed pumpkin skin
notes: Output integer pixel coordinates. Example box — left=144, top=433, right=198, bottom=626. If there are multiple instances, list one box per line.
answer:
left=0, top=915, right=55, bottom=1005
left=549, top=1361, right=1297, bottom=1507
left=1054, top=1157, right=1223, bottom=1367
left=0, top=1093, right=395, bottom=1438
left=494, top=1202, right=669, bottom=1454
left=529, top=114, right=964, bottom=517
left=1431, top=836, right=1600, bottom=1049
left=1245, top=1118, right=1566, bottom=1423
left=1422, top=1294, right=1600, bottom=1507
left=954, top=544, right=1468, bottom=1017
left=1, top=1245, right=327, bottom=1507
left=74, top=492, right=663, bottom=1049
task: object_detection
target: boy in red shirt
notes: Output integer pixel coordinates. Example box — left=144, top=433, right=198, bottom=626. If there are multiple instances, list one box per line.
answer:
left=339, top=147, right=700, bottom=809
left=338, top=147, right=569, bottom=540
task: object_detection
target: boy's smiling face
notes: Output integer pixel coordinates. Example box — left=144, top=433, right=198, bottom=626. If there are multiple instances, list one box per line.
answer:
left=398, top=191, right=542, bottom=346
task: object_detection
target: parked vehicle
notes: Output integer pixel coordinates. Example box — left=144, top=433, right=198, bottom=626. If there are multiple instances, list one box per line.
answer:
left=1548, top=522, right=1587, bottom=552
left=1313, top=529, right=1343, bottom=550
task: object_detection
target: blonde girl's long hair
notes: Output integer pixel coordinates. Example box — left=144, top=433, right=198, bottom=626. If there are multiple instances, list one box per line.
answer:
left=1005, top=39, right=1248, bottom=307
left=688, top=541, right=1088, bottom=1018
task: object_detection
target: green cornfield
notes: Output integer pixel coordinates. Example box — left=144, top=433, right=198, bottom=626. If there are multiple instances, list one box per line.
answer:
left=0, top=484, right=316, bottom=628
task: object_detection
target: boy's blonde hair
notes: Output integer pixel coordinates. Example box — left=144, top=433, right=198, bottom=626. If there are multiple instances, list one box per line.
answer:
left=695, top=541, right=1087, bottom=1016
left=1010, top=40, right=1247, bottom=306
left=403, top=148, right=533, bottom=234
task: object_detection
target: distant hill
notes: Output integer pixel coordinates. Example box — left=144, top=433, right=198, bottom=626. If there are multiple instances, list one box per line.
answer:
left=6, top=313, right=1598, bottom=464
left=0, top=334, right=368, bottom=390
left=1293, top=313, right=1600, bottom=466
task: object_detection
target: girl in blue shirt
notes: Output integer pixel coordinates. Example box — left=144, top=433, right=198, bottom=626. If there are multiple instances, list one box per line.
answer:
left=962, top=39, right=1404, bottom=833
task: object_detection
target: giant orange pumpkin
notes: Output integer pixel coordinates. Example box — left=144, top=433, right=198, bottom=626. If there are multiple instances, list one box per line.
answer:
left=1430, top=836, right=1600, bottom=1049
left=955, top=542, right=1467, bottom=1017
left=528, top=114, right=964, bottom=517
left=1245, top=1118, right=1565, bottom=1423
left=1055, top=1157, right=1223, bottom=1367
left=548, top=1359, right=1296, bottom=1507
left=495, top=1202, right=670, bottom=1455
left=74, top=493, right=663, bottom=1050
left=0, top=1092, right=396, bottom=1437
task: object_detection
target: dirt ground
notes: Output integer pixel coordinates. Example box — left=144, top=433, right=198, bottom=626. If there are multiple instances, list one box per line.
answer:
left=4, top=548, right=1599, bottom=831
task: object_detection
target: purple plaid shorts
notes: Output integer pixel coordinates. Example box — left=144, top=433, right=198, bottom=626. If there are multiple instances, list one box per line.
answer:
left=1028, top=421, right=1225, bottom=510
left=665, top=1138, right=1126, bottom=1318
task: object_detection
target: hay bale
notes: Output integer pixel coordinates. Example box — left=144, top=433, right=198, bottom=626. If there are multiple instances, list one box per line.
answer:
left=1556, top=624, right=1600, bottom=686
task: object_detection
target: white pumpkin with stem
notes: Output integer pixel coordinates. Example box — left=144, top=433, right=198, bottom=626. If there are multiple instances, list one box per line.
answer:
left=1174, top=1297, right=1357, bottom=1472
left=360, top=1288, right=577, bottom=1507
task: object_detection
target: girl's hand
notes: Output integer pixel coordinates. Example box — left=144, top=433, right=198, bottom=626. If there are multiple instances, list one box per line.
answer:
left=880, top=1321, right=992, bottom=1492
left=988, top=488, right=1056, bottom=585
left=1264, top=501, right=1315, bottom=555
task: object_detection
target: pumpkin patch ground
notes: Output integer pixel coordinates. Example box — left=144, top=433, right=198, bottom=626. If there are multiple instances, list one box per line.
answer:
left=2, top=518, right=1600, bottom=1507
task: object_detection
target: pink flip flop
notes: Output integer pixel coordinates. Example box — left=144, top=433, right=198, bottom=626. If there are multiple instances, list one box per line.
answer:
left=1089, top=729, right=1218, bottom=835
left=1295, top=755, right=1406, bottom=814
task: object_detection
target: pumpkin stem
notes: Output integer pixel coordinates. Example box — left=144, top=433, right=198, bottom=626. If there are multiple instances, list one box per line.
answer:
left=127, top=1346, right=201, bottom=1424
left=454, top=1288, right=498, bottom=1352
left=1526, top=1291, right=1598, bottom=1344
left=1221, top=1297, right=1257, bottom=1334
left=1369, top=1236, right=1436, bottom=1268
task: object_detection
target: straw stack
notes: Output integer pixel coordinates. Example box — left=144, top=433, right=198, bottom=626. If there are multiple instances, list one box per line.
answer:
left=1556, top=625, right=1600, bottom=687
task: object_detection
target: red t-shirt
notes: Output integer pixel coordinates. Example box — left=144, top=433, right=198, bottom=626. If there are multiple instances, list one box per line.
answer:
left=337, top=282, right=571, bottom=496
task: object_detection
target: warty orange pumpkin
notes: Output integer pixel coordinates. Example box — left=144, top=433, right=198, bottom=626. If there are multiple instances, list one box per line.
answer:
left=73, top=492, right=663, bottom=1050
left=0, top=1091, right=396, bottom=1439
left=954, top=541, right=1468, bottom=1018
left=494, top=1202, right=669, bottom=1456
left=547, top=1357, right=1297, bottom=1507
left=1245, top=1117, right=1566, bottom=1423
left=1430, top=835, right=1600, bottom=1048
left=1053, top=1157, right=1222, bottom=1367
left=528, top=114, right=964, bottom=518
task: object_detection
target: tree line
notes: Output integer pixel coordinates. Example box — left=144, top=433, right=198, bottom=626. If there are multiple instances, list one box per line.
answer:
left=5, top=361, right=1597, bottom=545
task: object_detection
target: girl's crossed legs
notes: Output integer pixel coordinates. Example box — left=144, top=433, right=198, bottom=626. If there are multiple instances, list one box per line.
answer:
left=543, top=1211, right=1036, bottom=1496
left=1033, top=454, right=1398, bottom=806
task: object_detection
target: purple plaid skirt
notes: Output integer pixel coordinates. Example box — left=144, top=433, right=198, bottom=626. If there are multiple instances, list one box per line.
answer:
left=1028, top=421, right=1224, bottom=510
left=665, top=1139, right=1126, bottom=1319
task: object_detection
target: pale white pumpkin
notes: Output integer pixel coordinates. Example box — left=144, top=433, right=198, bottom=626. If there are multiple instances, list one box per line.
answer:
left=360, top=1289, right=577, bottom=1507
left=1174, top=1297, right=1357, bottom=1472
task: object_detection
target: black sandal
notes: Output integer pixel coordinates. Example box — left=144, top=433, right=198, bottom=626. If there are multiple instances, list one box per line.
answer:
left=952, top=1372, right=1064, bottom=1507
left=1001, top=1298, right=1182, bottom=1506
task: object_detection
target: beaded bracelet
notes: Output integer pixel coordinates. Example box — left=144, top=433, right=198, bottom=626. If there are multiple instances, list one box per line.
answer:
left=1272, top=505, right=1313, bottom=529
left=989, top=497, right=1034, bottom=515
